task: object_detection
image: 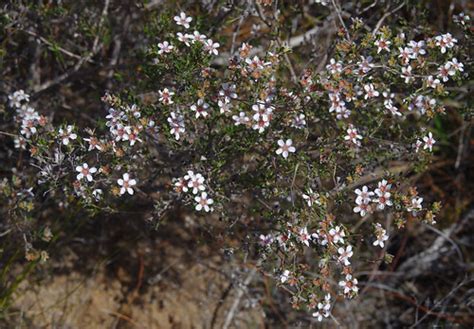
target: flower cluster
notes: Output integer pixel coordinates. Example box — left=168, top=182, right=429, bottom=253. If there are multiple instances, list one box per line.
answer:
left=173, top=171, right=214, bottom=212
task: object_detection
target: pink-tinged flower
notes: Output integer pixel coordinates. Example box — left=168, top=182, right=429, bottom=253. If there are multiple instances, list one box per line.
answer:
left=374, top=38, right=391, bottom=53
left=339, top=274, right=359, bottom=295
left=75, top=163, right=97, bottom=182
left=426, top=75, right=441, bottom=89
left=190, top=99, right=210, bottom=118
left=176, top=32, right=192, bottom=46
left=375, top=179, right=391, bottom=195
left=312, top=294, right=331, bottom=322
left=204, top=39, right=220, bottom=55
left=355, top=186, right=374, bottom=204
left=186, top=172, right=206, bottom=194
left=159, top=88, right=174, bottom=105
left=158, top=41, right=174, bottom=55
left=232, top=112, right=250, bottom=126
left=58, top=125, right=77, bottom=145
left=329, top=226, right=346, bottom=244
left=326, top=58, right=343, bottom=74
left=408, top=40, right=426, bottom=58
left=117, top=173, right=137, bottom=195
left=173, top=12, right=192, bottom=29
left=173, top=177, right=189, bottom=193
left=8, top=90, right=30, bottom=108
left=423, top=132, right=436, bottom=151
left=407, top=196, right=423, bottom=215
left=398, top=47, right=412, bottom=64
left=14, top=137, right=27, bottom=150
left=434, top=33, right=457, bottom=53
left=401, top=66, right=414, bottom=84
left=373, top=223, right=389, bottom=248
left=190, top=30, right=207, bottom=44
left=364, top=83, right=379, bottom=99
left=344, top=125, right=362, bottom=147
left=448, top=58, right=464, bottom=72
left=374, top=191, right=392, bottom=210
left=337, top=245, right=353, bottom=266
left=299, top=227, right=311, bottom=247
left=437, top=62, right=455, bottom=82
left=194, top=192, right=214, bottom=212
left=259, top=234, right=274, bottom=246
left=167, top=111, right=185, bottom=140
left=219, top=83, right=238, bottom=101
left=354, top=199, right=371, bottom=217
left=84, top=136, right=102, bottom=151
left=292, top=113, right=306, bottom=129
left=276, top=139, right=296, bottom=159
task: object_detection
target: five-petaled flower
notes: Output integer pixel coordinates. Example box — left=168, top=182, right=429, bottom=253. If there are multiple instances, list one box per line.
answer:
left=173, top=12, right=192, bottom=29
left=276, top=139, right=296, bottom=159
left=194, top=192, right=214, bottom=212
left=75, top=163, right=97, bottom=182
left=117, top=173, right=137, bottom=195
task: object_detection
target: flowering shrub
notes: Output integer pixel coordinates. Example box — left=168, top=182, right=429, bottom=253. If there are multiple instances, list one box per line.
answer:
left=0, top=0, right=472, bottom=323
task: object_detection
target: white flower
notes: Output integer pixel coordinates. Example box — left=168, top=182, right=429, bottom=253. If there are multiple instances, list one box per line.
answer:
left=437, top=62, right=455, bottom=82
left=280, top=270, right=290, bottom=283
left=117, top=173, right=137, bottom=195
left=190, top=99, right=210, bottom=118
left=190, top=30, right=207, bottom=44
left=353, top=200, right=370, bottom=217
left=276, top=139, right=296, bottom=159
left=339, top=274, right=359, bottom=295
left=158, top=41, right=174, bottom=55
left=434, top=33, right=457, bottom=53
left=401, top=66, right=414, bottom=84
left=408, top=40, right=426, bottom=58
left=374, top=38, right=391, bottom=53
left=92, top=189, right=103, bottom=201
left=176, top=32, right=192, bottom=46
left=344, top=125, right=362, bottom=147
left=398, top=47, right=412, bottom=64
left=173, top=12, right=192, bottom=29
left=355, top=186, right=374, bottom=204
left=168, top=111, right=185, bottom=140
left=407, top=196, right=423, bottom=215
left=204, top=39, right=220, bottom=56
left=373, top=223, right=389, bottom=248
left=84, top=136, right=102, bottom=151
left=159, top=88, right=174, bottom=105
left=312, top=294, right=331, bottom=321
left=173, top=177, right=189, bottom=193
left=219, top=83, right=238, bottom=101
left=58, top=125, right=77, bottom=145
left=426, top=75, right=441, bottom=89
left=326, top=58, right=343, bottom=74
left=75, top=163, right=97, bottom=182
left=364, top=83, right=379, bottom=99
left=299, top=227, right=311, bottom=247
left=187, top=172, right=206, bottom=194
left=423, top=132, right=436, bottom=151
left=8, top=90, right=30, bottom=108
left=337, top=245, right=353, bottom=266
left=329, top=226, right=346, bottom=244
left=14, top=137, right=27, bottom=150
left=302, top=188, right=320, bottom=207
left=291, top=113, right=306, bottom=129
left=232, top=112, right=250, bottom=126
left=449, top=58, right=464, bottom=72
left=259, top=234, right=274, bottom=246
left=194, top=192, right=213, bottom=212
